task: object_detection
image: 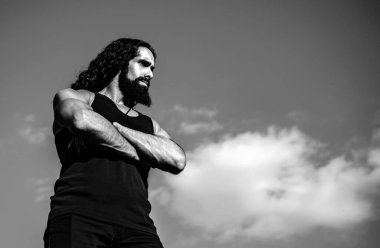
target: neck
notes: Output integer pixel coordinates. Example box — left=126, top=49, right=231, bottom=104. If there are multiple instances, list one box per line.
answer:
left=98, top=73, right=124, bottom=105
left=124, top=98, right=136, bottom=108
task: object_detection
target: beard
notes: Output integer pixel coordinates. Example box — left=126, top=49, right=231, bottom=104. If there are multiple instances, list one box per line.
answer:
left=118, top=70, right=152, bottom=107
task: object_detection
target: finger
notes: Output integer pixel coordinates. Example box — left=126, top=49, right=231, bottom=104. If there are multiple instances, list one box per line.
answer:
left=113, top=122, right=121, bottom=129
left=113, top=122, right=125, bottom=134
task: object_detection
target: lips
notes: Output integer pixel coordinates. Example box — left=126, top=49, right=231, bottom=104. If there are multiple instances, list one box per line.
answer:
left=139, top=79, right=150, bottom=87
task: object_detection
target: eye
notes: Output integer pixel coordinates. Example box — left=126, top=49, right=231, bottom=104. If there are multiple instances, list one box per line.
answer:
left=140, top=60, right=150, bottom=67
left=139, top=60, right=155, bottom=72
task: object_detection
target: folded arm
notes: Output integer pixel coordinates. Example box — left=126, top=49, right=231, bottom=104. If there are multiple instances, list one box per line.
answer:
left=53, top=88, right=140, bottom=160
left=53, top=88, right=186, bottom=174
left=113, top=120, right=187, bottom=174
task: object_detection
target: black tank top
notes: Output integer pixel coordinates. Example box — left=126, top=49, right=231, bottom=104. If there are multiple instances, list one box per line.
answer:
left=49, top=93, right=157, bottom=234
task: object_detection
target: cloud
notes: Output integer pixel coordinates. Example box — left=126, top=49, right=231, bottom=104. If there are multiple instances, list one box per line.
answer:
left=172, top=105, right=218, bottom=119
left=19, top=127, right=51, bottom=144
left=160, top=105, right=223, bottom=136
left=25, top=177, right=53, bottom=203
left=153, top=127, right=380, bottom=241
left=368, top=149, right=380, bottom=167
left=286, top=111, right=310, bottom=124
left=372, top=128, right=380, bottom=141
left=18, top=114, right=51, bottom=144
left=178, top=121, right=223, bottom=135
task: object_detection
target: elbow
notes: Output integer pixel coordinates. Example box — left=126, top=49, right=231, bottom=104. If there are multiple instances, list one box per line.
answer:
left=57, top=100, right=89, bottom=133
left=177, top=154, right=187, bottom=172
left=70, top=108, right=88, bottom=132
left=172, top=151, right=187, bottom=175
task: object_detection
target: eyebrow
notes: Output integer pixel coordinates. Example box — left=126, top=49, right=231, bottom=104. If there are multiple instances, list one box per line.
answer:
left=139, top=59, right=155, bottom=70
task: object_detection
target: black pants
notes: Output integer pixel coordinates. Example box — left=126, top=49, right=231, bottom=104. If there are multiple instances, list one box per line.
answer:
left=44, top=214, right=164, bottom=248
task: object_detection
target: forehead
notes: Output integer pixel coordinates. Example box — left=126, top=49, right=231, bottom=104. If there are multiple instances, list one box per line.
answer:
left=134, top=46, right=155, bottom=64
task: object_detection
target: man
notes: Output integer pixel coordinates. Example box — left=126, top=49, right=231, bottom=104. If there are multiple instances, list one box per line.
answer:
left=44, top=38, right=186, bottom=248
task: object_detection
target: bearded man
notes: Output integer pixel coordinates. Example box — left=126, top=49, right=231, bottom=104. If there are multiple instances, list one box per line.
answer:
left=44, top=38, right=186, bottom=248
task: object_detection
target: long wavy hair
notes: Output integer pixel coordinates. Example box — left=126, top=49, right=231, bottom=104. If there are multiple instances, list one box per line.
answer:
left=71, top=38, right=157, bottom=92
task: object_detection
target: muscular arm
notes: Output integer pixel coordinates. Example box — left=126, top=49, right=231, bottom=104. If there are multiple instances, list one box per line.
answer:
left=53, top=88, right=139, bottom=160
left=113, top=120, right=186, bottom=174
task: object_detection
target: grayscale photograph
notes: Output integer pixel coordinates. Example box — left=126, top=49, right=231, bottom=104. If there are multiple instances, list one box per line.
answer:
left=0, top=1, right=379, bottom=248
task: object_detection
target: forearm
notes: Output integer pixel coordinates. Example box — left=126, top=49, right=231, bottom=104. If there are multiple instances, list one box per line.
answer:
left=56, top=99, right=140, bottom=160
left=113, top=122, right=186, bottom=174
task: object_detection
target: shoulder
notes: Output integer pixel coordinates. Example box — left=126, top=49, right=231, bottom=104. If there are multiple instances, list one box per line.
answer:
left=53, top=88, right=95, bottom=106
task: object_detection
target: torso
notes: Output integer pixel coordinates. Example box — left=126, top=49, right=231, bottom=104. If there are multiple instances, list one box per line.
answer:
left=114, top=102, right=139, bottom=117
left=95, top=82, right=140, bottom=117
left=49, top=93, right=157, bottom=234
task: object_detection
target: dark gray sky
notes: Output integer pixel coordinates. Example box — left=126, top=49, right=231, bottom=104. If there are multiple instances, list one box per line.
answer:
left=1, top=1, right=380, bottom=248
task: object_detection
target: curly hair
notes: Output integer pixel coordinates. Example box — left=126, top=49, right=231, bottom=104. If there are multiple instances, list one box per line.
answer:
left=71, top=38, right=157, bottom=92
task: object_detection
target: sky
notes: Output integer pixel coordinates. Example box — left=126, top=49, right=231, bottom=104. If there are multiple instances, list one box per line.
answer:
left=0, top=0, right=380, bottom=247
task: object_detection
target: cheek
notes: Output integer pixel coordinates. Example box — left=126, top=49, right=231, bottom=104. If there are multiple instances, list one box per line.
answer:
left=127, top=65, right=140, bottom=79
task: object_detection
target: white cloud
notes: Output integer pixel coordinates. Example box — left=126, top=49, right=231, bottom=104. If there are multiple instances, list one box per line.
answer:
left=368, top=149, right=380, bottom=167
left=25, top=177, right=53, bottom=203
left=172, top=105, right=218, bottom=119
left=24, top=113, right=37, bottom=122
left=18, top=114, right=51, bottom=144
left=372, top=128, right=380, bottom=141
left=161, top=105, right=223, bottom=136
left=154, top=127, right=380, bottom=241
left=286, top=111, right=310, bottom=124
left=19, top=126, right=51, bottom=144
left=178, top=121, right=223, bottom=135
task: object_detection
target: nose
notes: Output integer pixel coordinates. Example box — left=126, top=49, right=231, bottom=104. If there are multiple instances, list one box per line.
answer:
left=146, top=68, right=154, bottom=79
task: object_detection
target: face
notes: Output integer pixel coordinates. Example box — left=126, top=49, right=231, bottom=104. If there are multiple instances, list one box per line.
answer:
left=119, top=47, right=155, bottom=107
left=127, top=46, right=155, bottom=87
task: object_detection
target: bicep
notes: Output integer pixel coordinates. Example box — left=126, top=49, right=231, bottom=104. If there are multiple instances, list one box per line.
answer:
left=53, top=89, right=94, bottom=109
left=53, top=89, right=94, bottom=130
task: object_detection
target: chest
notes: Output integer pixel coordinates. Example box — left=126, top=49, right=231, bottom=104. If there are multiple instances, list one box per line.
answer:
left=92, top=94, right=153, bottom=134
